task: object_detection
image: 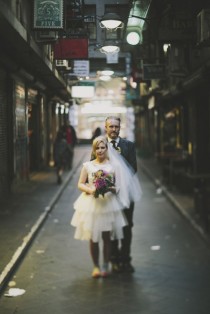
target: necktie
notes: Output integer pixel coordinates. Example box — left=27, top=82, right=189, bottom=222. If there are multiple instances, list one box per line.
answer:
left=111, top=140, right=118, bottom=150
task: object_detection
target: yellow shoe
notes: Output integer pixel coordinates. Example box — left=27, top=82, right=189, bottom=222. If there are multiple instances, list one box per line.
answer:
left=92, top=267, right=101, bottom=278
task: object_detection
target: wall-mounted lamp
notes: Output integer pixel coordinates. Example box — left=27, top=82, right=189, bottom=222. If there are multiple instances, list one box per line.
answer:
left=126, top=31, right=141, bottom=45
left=126, top=14, right=143, bottom=46
left=163, top=43, right=171, bottom=53
left=99, top=13, right=124, bottom=30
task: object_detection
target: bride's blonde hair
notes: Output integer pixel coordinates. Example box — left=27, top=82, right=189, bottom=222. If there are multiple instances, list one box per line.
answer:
left=92, top=136, right=108, bottom=156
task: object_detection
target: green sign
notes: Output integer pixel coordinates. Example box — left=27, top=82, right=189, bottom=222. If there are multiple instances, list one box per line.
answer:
left=77, top=81, right=95, bottom=87
left=33, top=0, right=64, bottom=29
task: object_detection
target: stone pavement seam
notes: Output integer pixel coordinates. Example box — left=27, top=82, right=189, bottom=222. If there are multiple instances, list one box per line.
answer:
left=0, top=151, right=86, bottom=293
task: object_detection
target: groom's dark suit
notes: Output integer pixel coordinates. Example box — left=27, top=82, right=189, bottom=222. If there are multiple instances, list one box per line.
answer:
left=110, top=137, right=137, bottom=270
left=117, top=137, right=137, bottom=173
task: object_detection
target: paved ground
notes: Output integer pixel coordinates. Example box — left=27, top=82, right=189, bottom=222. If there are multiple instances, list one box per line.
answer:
left=0, top=145, right=210, bottom=314
left=139, top=157, right=210, bottom=242
left=0, top=145, right=88, bottom=292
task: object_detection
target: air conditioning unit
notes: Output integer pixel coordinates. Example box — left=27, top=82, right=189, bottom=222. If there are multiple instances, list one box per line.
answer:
left=55, top=60, right=68, bottom=68
left=197, top=9, right=210, bottom=45
left=35, top=31, right=58, bottom=42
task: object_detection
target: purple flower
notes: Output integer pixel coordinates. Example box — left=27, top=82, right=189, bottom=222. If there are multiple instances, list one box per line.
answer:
left=93, top=170, right=115, bottom=198
left=95, top=178, right=107, bottom=189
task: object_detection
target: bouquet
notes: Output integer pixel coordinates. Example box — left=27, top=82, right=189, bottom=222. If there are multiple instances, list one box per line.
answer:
left=93, top=169, right=115, bottom=198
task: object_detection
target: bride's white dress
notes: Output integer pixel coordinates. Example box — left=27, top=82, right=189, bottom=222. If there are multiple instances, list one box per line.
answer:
left=71, top=161, right=127, bottom=243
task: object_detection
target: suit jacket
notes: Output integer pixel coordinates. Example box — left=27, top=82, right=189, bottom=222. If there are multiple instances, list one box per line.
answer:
left=117, top=137, right=137, bottom=173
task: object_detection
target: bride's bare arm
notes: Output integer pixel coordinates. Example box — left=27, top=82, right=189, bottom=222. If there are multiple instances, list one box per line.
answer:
left=78, top=166, right=96, bottom=195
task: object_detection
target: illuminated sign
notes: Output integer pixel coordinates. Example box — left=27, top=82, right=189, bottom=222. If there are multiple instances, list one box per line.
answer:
left=71, top=86, right=94, bottom=98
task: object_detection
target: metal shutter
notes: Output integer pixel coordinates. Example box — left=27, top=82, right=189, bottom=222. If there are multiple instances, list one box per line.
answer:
left=0, top=69, right=9, bottom=199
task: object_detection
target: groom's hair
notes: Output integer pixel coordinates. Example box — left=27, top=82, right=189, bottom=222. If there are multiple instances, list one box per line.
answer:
left=105, top=116, right=121, bottom=123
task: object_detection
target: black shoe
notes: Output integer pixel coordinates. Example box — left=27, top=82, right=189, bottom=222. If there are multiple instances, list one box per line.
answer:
left=121, top=263, right=135, bottom=273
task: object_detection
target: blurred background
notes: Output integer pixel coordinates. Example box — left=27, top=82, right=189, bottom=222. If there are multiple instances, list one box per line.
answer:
left=0, top=0, right=210, bottom=206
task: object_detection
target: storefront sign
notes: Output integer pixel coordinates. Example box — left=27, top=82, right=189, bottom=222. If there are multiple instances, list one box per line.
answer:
left=106, top=53, right=119, bottom=64
left=71, top=86, right=95, bottom=98
left=77, top=81, right=95, bottom=86
left=73, top=60, right=89, bottom=77
left=54, top=38, right=88, bottom=59
left=33, top=0, right=64, bottom=29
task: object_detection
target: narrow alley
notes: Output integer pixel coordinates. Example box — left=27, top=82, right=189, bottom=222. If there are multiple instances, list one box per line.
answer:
left=0, top=146, right=210, bottom=314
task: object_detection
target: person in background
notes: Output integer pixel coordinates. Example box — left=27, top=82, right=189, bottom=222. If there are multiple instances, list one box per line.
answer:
left=53, top=130, right=68, bottom=184
left=105, top=116, right=138, bottom=273
left=91, top=127, right=102, bottom=141
left=62, top=122, right=77, bottom=170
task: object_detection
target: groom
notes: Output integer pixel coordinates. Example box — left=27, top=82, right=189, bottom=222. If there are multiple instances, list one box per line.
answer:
left=105, top=116, right=137, bottom=273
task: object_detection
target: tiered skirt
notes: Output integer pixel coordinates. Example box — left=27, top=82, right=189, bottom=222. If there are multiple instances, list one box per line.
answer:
left=71, top=191, right=127, bottom=243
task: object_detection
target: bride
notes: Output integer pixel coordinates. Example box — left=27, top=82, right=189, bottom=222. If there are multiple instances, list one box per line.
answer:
left=71, top=135, right=141, bottom=278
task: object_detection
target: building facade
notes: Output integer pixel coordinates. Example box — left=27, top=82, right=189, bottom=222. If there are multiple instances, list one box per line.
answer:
left=0, top=0, right=70, bottom=199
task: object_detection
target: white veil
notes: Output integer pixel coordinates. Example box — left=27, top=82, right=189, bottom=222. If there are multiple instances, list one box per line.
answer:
left=107, top=142, right=142, bottom=208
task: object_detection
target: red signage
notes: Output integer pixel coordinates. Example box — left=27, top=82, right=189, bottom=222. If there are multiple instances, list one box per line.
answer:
left=53, top=38, right=88, bottom=59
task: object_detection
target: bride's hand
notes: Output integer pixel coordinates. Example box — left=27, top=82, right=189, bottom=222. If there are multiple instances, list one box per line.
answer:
left=89, top=187, right=96, bottom=195
left=108, top=186, right=116, bottom=194
left=84, top=184, right=96, bottom=195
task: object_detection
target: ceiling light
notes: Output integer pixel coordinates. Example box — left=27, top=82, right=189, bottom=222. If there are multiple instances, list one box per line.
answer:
left=100, top=44, right=120, bottom=54
left=99, top=13, right=124, bottom=30
left=101, top=69, right=114, bottom=76
left=126, top=32, right=141, bottom=45
left=99, top=75, right=111, bottom=81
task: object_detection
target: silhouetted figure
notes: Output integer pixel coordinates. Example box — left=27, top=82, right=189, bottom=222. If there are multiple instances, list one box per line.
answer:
left=61, top=122, right=77, bottom=170
left=53, top=130, right=68, bottom=184
left=91, top=127, right=102, bottom=140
